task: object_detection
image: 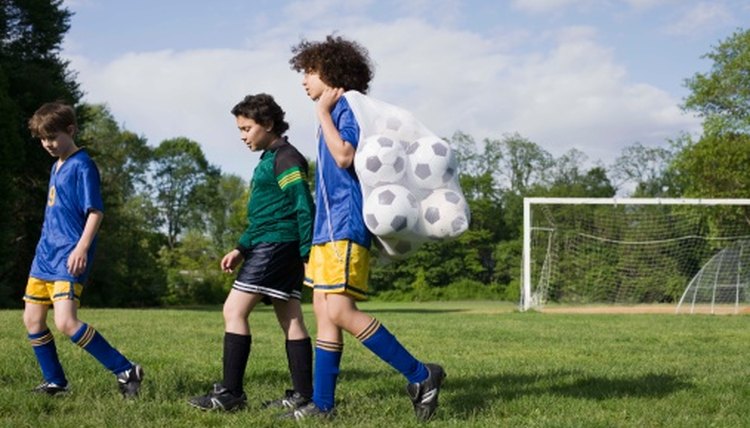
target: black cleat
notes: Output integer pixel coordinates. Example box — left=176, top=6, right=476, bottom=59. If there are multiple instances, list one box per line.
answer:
left=262, top=389, right=311, bottom=410
left=281, top=401, right=335, bottom=420
left=32, top=381, right=69, bottom=396
left=406, top=363, right=446, bottom=421
left=117, top=364, right=144, bottom=398
left=188, top=383, right=247, bottom=411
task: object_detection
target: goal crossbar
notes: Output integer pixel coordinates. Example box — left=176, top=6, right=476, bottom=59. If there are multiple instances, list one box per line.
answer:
left=521, top=197, right=750, bottom=311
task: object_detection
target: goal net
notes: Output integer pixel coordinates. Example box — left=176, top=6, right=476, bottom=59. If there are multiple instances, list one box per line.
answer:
left=521, top=198, right=750, bottom=314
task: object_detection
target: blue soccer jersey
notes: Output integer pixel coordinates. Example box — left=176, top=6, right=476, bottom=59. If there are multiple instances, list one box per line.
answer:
left=30, top=149, right=104, bottom=283
left=312, top=97, right=371, bottom=249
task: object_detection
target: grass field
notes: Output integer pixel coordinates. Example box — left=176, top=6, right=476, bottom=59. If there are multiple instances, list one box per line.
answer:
left=0, top=301, right=748, bottom=427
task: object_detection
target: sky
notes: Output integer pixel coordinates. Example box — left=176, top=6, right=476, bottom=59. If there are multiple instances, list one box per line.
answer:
left=60, top=0, right=750, bottom=182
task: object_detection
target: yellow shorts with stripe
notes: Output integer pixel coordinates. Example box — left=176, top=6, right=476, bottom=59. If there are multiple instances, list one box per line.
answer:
left=304, top=240, right=370, bottom=300
left=23, top=277, right=83, bottom=306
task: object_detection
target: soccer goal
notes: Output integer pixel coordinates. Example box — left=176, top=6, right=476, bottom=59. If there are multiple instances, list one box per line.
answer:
left=521, top=197, right=750, bottom=314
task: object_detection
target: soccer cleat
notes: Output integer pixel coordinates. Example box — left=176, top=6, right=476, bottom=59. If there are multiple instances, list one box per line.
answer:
left=117, top=364, right=144, bottom=398
left=188, top=383, right=247, bottom=411
left=281, top=401, right=335, bottom=420
left=261, top=389, right=311, bottom=410
left=406, top=363, right=446, bottom=422
left=32, top=381, right=69, bottom=396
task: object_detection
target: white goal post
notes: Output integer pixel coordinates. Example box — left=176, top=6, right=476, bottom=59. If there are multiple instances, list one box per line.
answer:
left=521, top=197, right=750, bottom=312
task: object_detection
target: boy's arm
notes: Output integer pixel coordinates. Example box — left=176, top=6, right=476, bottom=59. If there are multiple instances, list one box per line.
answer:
left=67, top=209, right=103, bottom=277
left=317, top=87, right=355, bottom=168
left=280, top=171, right=315, bottom=260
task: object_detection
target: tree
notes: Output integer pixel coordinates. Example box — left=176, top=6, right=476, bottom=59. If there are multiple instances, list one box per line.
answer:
left=151, top=138, right=220, bottom=249
left=610, top=142, right=675, bottom=196
left=683, top=28, right=750, bottom=136
left=205, top=174, right=248, bottom=252
left=498, top=133, right=553, bottom=194
left=674, top=28, right=750, bottom=226
left=0, top=0, right=80, bottom=307
left=77, top=104, right=165, bottom=306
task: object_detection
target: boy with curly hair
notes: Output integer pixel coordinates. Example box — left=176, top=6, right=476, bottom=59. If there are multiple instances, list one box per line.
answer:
left=188, top=93, right=315, bottom=412
left=287, top=34, right=445, bottom=421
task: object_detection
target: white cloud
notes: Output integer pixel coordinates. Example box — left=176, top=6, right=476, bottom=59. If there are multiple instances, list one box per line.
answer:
left=66, top=17, right=697, bottom=181
left=665, top=2, right=732, bottom=35
left=511, top=0, right=598, bottom=14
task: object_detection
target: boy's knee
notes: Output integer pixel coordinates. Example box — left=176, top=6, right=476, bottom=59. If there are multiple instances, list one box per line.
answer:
left=22, top=311, right=47, bottom=333
left=53, top=316, right=80, bottom=337
left=222, top=304, right=247, bottom=324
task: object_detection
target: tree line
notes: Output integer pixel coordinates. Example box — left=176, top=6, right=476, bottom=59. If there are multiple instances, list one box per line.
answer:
left=1, top=1, right=748, bottom=308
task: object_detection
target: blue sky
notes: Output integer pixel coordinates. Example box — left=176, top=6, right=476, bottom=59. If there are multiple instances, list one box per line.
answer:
left=61, top=0, right=749, bottom=182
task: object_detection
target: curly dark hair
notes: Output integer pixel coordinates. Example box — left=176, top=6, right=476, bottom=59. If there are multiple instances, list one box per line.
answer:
left=230, top=93, right=289, bottom=135
left=289, top=34, right=374, bottom=93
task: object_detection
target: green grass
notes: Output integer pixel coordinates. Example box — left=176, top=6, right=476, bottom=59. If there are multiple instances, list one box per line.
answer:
left=0, top=301, right=748, bottom=427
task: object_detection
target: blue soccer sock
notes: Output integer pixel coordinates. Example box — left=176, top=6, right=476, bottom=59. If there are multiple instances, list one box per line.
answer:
left=312, top=339, right=343, bottom=412
left=357, top=318, right=428, bottom=384
left=71, top=323, right=132, bottom=375
left=28, top=330, right=67, bottom=386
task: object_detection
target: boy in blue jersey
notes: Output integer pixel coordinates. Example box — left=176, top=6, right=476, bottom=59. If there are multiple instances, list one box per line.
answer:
left=287, top=35, right=445, bottom=421
left=188, top=93, right=315, bottom=412
left=23, top=102, right=143, bottom=397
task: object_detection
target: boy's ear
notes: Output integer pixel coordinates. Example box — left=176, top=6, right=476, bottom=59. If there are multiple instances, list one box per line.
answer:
left=264, top=121, right=273, bottom=132
left=67, top=124, right=77, bottom=137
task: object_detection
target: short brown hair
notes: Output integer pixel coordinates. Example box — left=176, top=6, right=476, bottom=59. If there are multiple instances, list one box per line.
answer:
left=28, top=102, right=77, bottom=139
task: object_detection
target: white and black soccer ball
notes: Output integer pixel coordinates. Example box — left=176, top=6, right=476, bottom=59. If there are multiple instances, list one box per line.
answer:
left=355, top=135, right=407, bottom=188
left=363, top=184, right=419, bottom=237
left=419, top=188, right=470, bottom=238
left=376, top=235, right=418, bottom=259
left=406, top=136, right=458, bottom=190
left=373, top=115, right=420, bottom=145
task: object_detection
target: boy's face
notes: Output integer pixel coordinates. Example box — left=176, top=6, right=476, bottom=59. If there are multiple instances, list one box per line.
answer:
left=302, top=71, right=330, bottom=101
left=236, top=115, right=276, bottom=152
left=39, top=127, right=77, bottom=160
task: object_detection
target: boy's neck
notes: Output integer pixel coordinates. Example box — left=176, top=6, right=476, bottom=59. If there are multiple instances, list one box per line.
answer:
left=57, top=145, right=81, bottom=162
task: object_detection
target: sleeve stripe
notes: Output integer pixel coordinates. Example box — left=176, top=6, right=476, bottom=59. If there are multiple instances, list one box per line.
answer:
left=277, top=169, right=305, bottom=190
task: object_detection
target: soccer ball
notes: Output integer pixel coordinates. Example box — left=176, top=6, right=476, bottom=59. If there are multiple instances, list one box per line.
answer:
left=355, top=135, right=407, bottom=187
left=419, top=188, right=470, bottom=238
left=373, top=114, right=420, bottom=145
left=363, top=184, right=419, bottom=237
left=406, top=136, right=458, bottom=190
left=376, top=235, right=418, bottom=259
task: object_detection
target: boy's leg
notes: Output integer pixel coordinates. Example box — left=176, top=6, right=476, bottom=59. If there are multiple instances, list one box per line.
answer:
left=328, top=293, right=445, bottom=422
left=189, top=289, right=258, bottom=411
left=271, top=298, right=313, bottom=403
left=53, top=296, right=144, bottom=398
left=53, top=299, right=133, bottom=375
left=311, top=291, right=343, bottom=413
left=221, top=289, right=262, bottom=397
left=23, top=300, right=68, bottom=392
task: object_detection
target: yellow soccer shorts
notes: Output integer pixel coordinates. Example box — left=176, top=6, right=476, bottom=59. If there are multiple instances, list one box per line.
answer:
left=23, top=277, right=83, bottom=306
left=305, top=240, right=371, bottom=300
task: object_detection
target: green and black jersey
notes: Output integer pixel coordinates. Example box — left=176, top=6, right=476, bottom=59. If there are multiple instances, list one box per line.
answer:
left=237, top=137, right=315, bottom=259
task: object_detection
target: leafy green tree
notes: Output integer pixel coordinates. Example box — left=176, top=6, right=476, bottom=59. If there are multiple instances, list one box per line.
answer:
left=611, top=142, right=675, bottom=196
left=205, top=174, right=248, bottom=252
left=77, top=104, right=165, bottom=306
left=683, top=28, right=750, bottom=136
left=151, top=138, right=220, bottom=249
left=0, top=0, right=80, bottom=307
left=674, top=27, right=750, bottom=226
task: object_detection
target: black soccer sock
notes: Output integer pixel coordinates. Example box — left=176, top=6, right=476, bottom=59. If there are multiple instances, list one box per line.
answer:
left=286, top=337, right=313, bottom=399
left=222, top=332, right=251, bottom=397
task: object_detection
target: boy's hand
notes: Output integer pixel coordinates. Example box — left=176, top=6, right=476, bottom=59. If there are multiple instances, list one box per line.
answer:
left=317, top=87, right=344, bottom=113
left=67, top=245, right=88, bottom=277
left=221, top=249, right=243, bottom=273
